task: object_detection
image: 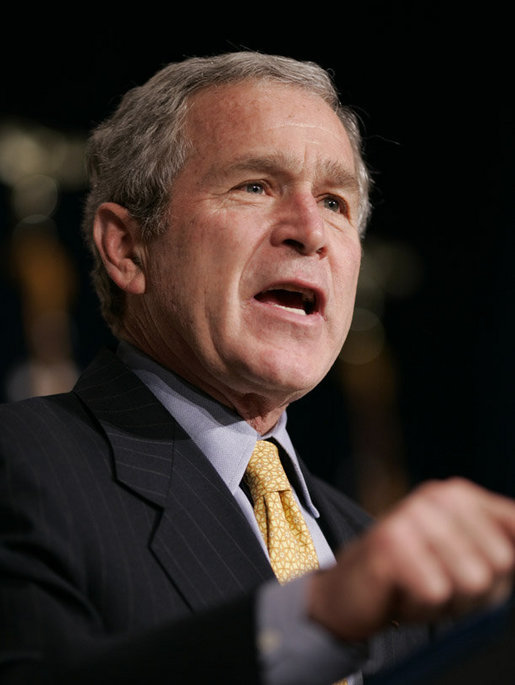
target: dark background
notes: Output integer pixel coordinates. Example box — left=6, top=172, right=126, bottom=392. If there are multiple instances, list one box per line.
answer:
left=1, top=5, right=513, bottom=510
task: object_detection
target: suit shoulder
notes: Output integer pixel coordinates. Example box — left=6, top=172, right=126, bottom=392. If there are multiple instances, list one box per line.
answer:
left=0, top=391, right=109, bottom=485
left=0, top=391, right=94, bottom=441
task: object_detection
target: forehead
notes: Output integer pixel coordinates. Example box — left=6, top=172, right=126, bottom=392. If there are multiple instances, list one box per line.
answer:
left=183, top=81, right=356, bottom=173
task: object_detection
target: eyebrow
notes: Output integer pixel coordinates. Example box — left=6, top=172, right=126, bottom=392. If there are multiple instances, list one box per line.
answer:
left=208, top=152, right=360, bottom=193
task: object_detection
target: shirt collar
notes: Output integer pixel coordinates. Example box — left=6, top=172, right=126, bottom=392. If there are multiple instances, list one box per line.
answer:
left=116, top=341, right=319, bottom=517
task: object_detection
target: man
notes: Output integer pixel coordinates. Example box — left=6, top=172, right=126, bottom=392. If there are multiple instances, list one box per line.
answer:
left=1, top=52, right=514, bottom=684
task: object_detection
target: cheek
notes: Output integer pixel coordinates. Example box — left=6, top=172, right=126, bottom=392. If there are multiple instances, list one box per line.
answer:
left=333, top=236, right=361, bottom=287
left=189, top=208, right=253, bottom=271
left=331, top=248, right=361, bottom=327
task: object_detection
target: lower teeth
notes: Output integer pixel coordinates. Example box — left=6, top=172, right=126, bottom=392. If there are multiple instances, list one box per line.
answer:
left=273, top=303, right=306, bottom=315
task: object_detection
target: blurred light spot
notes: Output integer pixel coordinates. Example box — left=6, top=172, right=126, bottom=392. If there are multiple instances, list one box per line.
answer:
left=340, top=307, right=385, bottom=365
left=0, top=120, right=87, bottom=189
left=10, top=218, right=76, bottom=313
left=12, top=174, right=59, bottom=219
left=361, top=239, right=424, bottom=302
left=355, top=251, right=385, bottom=317
left=373, top=241, right=423, bottom=297
left=0, top=126, right=47, bottom=183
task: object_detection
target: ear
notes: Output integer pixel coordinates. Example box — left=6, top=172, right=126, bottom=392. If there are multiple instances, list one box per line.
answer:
left=93, top=202, right=146, bottom=295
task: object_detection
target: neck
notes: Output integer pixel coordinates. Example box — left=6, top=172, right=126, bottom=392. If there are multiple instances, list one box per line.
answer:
left=230, top=395, right=288, bottom=435
left=120, top=332, right=289, bottom=435
left=166, top=371, right=289, bottom=435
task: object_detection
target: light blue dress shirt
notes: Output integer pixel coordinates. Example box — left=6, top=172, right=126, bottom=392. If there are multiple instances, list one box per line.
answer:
left=117, top=341, right=365, bottom=684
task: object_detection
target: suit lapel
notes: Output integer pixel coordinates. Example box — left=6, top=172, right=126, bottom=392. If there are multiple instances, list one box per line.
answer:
left=74, top=348, right=274, bottom=612
left=152, top=435, right=274, bottom=611
left=298, top=460, right=374, bottom=552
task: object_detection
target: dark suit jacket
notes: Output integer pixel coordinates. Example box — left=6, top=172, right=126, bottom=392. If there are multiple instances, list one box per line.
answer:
left=0, top=349, right=426, bottom=683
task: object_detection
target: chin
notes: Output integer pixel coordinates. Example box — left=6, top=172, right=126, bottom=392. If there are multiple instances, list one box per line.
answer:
left=235, top=351, right=330, bottom=401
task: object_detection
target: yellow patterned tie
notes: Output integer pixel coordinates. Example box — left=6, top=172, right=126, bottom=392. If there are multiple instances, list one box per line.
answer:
left=244, top=440, right=319, bottom=584
left=245, top=441, right=349, bottom=685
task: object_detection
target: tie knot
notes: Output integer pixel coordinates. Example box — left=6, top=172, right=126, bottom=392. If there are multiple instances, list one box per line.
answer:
left=244, top=440, right=290, bottom=500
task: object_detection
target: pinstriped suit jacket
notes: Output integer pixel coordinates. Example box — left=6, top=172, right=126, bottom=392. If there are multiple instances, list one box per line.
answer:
left=0, top=348, right=427, bottom=683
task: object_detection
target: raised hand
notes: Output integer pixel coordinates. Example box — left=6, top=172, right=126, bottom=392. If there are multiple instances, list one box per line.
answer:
left=309, top=478, right=515, bottom=642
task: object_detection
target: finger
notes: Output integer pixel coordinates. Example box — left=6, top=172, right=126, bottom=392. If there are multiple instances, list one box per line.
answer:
left=399, top=480, right=515, bottom=610
left=427, top=478, right=515, bottom=539
left=308, top=520, right=453, bottom=643
left=366, top=512, right=455, bottom=622
left=421, top=480, right=515, bottom=578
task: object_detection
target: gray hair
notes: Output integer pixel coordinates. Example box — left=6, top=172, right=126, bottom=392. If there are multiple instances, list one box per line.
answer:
left=82, top=51, right=371, bottom=332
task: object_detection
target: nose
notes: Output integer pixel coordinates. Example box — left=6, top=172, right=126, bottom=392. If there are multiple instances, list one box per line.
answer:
left=270, top=191, right=327, bottom=257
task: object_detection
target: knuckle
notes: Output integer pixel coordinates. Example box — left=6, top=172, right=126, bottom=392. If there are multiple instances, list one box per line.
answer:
left=417, top=477, right=475, bottom=509
left=461, top=564, right=494, bottom=595
left=373, top=517, right=411, bottom=553
left=492, top=544, right=515, bottom=575
left=418, top=577, right=453, bottom=608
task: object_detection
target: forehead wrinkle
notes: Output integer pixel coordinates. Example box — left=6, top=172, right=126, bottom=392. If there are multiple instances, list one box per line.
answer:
left=219, top=153, right=295, bottom=178
left=205, top=150, right=358, bottom=193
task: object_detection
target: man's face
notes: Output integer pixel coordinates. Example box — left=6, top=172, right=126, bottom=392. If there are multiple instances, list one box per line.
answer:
left=137, top=81, right=362, bottom=410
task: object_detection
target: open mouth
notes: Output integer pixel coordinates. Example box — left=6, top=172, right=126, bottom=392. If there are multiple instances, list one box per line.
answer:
left=254, top=287, right=318, bottom=316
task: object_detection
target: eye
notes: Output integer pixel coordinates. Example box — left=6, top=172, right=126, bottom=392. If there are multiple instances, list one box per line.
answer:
left=242, top=182, right=265, bottom=195
left=322, top=196, right=347, bottom=215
